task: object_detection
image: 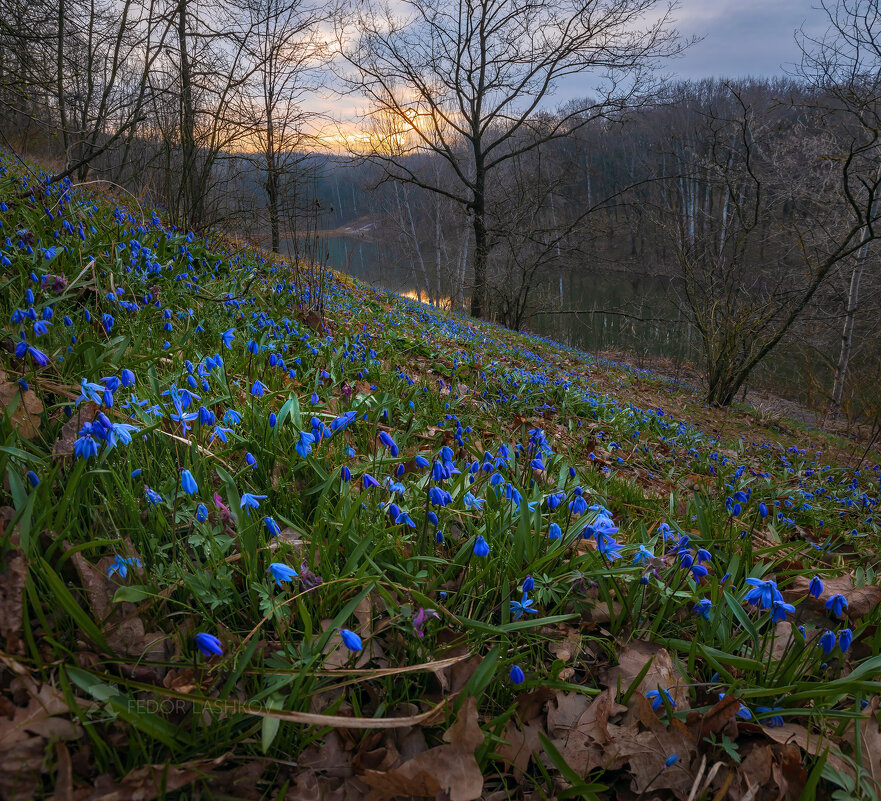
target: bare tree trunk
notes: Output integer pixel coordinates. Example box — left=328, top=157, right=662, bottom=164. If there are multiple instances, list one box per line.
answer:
left=470, top=169, right=487, bottom=317
left=434, top=197, right=442, bottom=306
left=830, top=250, right=867, bottom=418
left=177, top=0, right=198, bottom=226
left=265, top=115, right=280, bottom=253
left=56, top=0, right=69, bottom=166
left=456, top=216, right=470, bottom=312
left=392, top=182, right=421, bottom=300
left=402, top=184, right=431, bottom=303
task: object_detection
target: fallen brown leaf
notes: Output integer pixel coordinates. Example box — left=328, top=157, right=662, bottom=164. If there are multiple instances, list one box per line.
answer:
left=498, top=718, right=544, bottom=777
left=600, top=640, right=690, bottom=711
left=53, top=403, right=98, bottom=458
left=85, top=760, right=213, bottom=801
left=0, top=547, right=26, bottom=654
left=360, top=696, right=485, bottom=801
left=0, top=371, right=43, bottom=438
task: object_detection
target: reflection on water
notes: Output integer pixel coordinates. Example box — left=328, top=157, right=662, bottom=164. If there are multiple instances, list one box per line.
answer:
left=400, top=289, right=455, bottom=309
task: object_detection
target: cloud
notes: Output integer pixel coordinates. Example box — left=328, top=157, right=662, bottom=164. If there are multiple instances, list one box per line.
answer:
left=670, top=0, right=826, bottom=79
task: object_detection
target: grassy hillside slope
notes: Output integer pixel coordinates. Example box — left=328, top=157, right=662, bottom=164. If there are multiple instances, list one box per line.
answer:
left=1, top=155, right=881, bottom=800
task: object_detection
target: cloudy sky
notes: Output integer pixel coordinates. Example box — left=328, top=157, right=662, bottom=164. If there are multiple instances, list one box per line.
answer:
left=670, top=0, right=825, bottom=79
left=319, top=0, right=832, bottom=141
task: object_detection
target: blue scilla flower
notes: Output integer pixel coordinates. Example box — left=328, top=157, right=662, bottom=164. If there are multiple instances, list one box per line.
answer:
left=395, top=512, right=416, bottom=528
left=106, top=554, right=142, bottom=579
left=340, top=465, right=351, bottom=482
left=221, top=329, right=235, bottom=348
left=818, top=629, right=836, bottom=655
left=646, top=689, right=676, bottom=713
left=378, top=431, right=398, bottom=457
left=196, top=503, right=208, bottom=522
left=246, top=452, right=257, bottom=468
left=181, top=469, right=198, bottom=495
left=509, top=665, right=525, bottom=684
left=120, top=368, right=136, bottom=387
left=268, top=562, right=298, bottom=587
left=522, top=575, right=535, bottom=593
left=839, top=628, right=853, bottom=652
left=569, top=495, right=588, bottom=516
left=26, top=470, right=39, bottom=487
left=549, top=522, right=562, bottom=540
left=144, top=486, right=163, bottom=505
left=808, top=576, right=823, bottom=599
left=462, top=492, right=484, bottom=510
left=195, top=632, right=223, bottom=656
left=473, top=535, right=490, bottom=556
left=415, top=455, right=430, bottom=469
left=546, top=492, right=565, bottom=510
left=510, top=593, right=537, bottom=620
left=362, top=473, right=380, bottom=489
left=744, top=578, right=783, bottom=610
left=694, top=599, right=712, bottom=619
left=223, top=408, right=242, bottom=426
left=295, top=431, right=315, bottom=458
left=76, top=378, right=105, bottom=406
left=770, top=599, right=796, bottom=623
left=211, top=426, right=232, bottom=444
left=759, top=502, right=769, bottom=518
left=595, top=530, right=622, bottom=561
left=826, top=594, right=848, bottom=618
left=633, top=545, right=653, bottom=565
left=264, top=516, right=281, bottom=536
left=251, top=379, right=267, bottom=397
left=428, top=486, right=451, bottom=506
left=339, top=628, right=362, bottom=651
left=240, top=493, right=267, bottom=514
left=74, top=425, right=99, bottom=460
left=248, top=339, right=259, bottom=355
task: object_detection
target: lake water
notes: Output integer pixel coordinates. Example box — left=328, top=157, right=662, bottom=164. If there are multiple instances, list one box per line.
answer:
left=324, top=235, right=696, bottom=359
left=322, top=235, right=813, bottom=401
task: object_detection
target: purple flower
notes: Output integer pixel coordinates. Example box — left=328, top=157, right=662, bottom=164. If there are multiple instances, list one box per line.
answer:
left=412, top=607, right=439, bottom=638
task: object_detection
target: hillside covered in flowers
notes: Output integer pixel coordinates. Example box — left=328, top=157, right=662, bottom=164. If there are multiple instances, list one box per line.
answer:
left=2, top=157, right=881, bottom=800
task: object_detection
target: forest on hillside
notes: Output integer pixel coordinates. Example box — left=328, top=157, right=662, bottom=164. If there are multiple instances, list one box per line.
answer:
left=3, top=0, right=881, bottom=423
